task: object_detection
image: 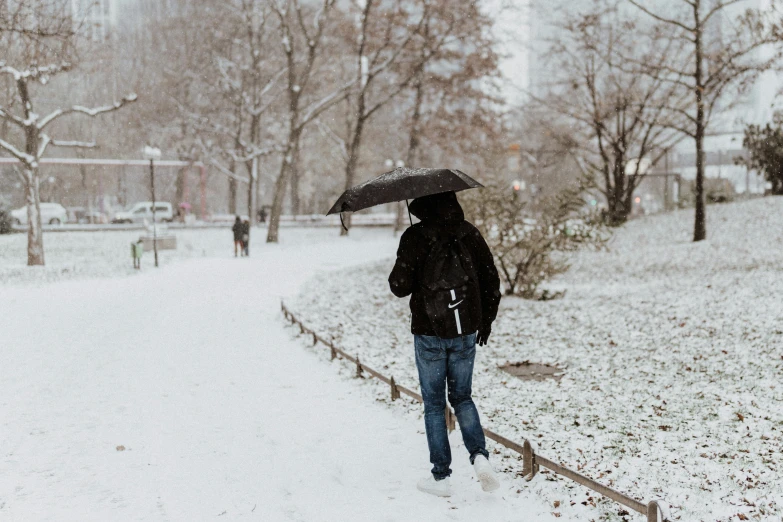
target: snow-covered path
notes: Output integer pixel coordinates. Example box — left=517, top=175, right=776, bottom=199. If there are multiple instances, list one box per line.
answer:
left=1, top=231, right=559, bottom=521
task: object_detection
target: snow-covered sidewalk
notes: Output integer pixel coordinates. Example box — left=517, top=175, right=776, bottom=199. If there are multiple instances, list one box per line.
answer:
left=0, top=230, right=560, bottom=521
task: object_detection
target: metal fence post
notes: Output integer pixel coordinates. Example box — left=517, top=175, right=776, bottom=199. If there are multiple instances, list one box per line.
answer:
left=390, top=376, right=400, bottom=401
left=355, top=356, right=363, bottom=378
left=312, top=332, right=318, bottom=346
left=647, top=500, right=669, bottom=522
left=330, top=343, right=337, bottom=360
left=445, top=407, right=456, bottom=432
left=523, top=439, right=539, bottom=481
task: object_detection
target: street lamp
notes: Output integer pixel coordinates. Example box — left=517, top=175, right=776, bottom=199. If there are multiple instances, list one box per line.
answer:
left=384, top=158, right=405, bottom=169
left=143, top=145, right=162, bottom=268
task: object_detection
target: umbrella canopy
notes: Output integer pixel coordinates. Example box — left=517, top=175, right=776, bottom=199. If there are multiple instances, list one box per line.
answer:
left=326, top=167, right=483, bottom=215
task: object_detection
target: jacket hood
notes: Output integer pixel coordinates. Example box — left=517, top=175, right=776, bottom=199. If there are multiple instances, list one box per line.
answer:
left=408, top=191, right=464, bottom=225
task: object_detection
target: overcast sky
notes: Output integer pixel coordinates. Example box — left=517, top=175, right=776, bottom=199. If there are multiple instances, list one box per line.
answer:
left=486, top=0, right=530, bottom=105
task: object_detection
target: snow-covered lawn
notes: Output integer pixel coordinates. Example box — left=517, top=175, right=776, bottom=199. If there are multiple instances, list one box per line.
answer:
left=0, top=227, right=563, bottom=521
left=289, top=198, right=783, bottom=522
left=0, top=227, right=256, bottom=286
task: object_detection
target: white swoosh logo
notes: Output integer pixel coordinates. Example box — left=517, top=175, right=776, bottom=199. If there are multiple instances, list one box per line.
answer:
left=448, top=300, right=464, bottom=309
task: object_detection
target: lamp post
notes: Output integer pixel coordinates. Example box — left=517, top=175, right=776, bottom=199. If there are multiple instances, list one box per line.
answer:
left=143, top=146, right=162, bottom=267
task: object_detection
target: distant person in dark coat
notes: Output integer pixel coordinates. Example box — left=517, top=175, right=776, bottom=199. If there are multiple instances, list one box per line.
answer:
left=232, top=216, right=244, bottom=257
left=242, top=219, right=250, bottom=256
left=388, top=190, right=501, bottom=498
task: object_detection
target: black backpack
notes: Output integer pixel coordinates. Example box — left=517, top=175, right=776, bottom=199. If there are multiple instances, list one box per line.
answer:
left=419, top=224, right=482, bottom=339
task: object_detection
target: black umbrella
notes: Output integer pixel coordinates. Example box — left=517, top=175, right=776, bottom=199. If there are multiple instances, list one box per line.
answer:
left=327, top=167, right=483, bottom=227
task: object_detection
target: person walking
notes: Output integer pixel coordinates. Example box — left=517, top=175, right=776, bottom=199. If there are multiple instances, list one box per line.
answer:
left=388, top=191, right=502, bottom=498
left=232, top=216, right=244, bottom=257
left=242, top=219, right=251, bottom=256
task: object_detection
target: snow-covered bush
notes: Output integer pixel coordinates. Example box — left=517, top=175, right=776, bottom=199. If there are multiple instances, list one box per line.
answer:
left=461, top=178, right=608, bottom=299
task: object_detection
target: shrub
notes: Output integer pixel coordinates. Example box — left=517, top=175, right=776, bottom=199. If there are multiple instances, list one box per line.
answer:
left=0, top=197, right=13, bottom=235
left=461, top=177, right=608, bottom=299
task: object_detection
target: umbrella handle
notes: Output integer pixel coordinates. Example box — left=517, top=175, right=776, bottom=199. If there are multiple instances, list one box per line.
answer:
left=405, top=200, right=412, bottom=226
left=339, top=212, right=348, bottom=232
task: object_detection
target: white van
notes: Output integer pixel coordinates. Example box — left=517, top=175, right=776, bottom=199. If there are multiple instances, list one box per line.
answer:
left=11, top=203, right=68, bottom=225
left=112, top=202, right=174, bottom=224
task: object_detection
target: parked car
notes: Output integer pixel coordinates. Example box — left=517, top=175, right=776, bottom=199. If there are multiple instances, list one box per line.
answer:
left=11, top=202, right=68, bottom=225
left=112, top=201, right=174, bottom=224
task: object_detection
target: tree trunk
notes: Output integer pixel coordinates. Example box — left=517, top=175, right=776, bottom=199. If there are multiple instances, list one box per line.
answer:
left=175, top=167, right=186, bottom=209
left=694, top=128, right=707, bottom=241
left=607, top=157, right=630, bottom=225
left=247, top=157, right=256, bottom=223
left=228, top=176, right=237, bottom=215
left=396, top=68, right=424, bottom=235
left=266, top=159, right=288, bottom=243
left=81, top=164, right=90, bottom=211
left=24, top=166, right=44, bottom=266
left=340, top=120, right=366, bottom=236
left=692, top=2, right=707, bottom=242
left=290, top=164, right=300, bottom=216
left=267, top=130, right=301, bottom=243
left=118, top=166, right=127, bottom=207
left=256, top=160, right=263, bottom=222
left=246, top=113, right=259, bottom=221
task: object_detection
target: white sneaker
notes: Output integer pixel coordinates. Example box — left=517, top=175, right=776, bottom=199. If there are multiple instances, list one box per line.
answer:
left=416, top=475, right=452, bottom=497
left=473, top=455, right=500, bottom=492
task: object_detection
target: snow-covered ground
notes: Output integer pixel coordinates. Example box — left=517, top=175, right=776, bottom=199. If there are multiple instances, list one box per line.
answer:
left=0, top=227, right=563, bottom=521
left=289, top=198, right=783, bottom=522
left=0, top=227, right=248, bottom=287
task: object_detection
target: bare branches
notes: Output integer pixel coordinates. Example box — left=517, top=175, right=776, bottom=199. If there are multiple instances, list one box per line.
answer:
left=0, top=107, right=25, bottom=128
left=0, top=61, right=73, bottom=81
left=37, top=136, right=97, bottom=159
left=315, top=119, right=349, bottom=162
left=38, top=94, right=138, bottom=130
left=228, top=143, right=286, bottom=163
left=628, top=0, right=695, bottom=33
left=628, top=0, right=783, bottom=241
left=208, top=158, right=251, bottom=184
left=298, top=80, right=355, bottom=128
left=0, top=136, right=34, bottom=164
left=541, top=0, right=688, bottom=224
left=702, top=0, right=745, bottom=26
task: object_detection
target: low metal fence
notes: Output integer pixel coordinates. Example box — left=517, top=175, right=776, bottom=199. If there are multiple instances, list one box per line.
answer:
left=281, top=302, right=671, bottom=522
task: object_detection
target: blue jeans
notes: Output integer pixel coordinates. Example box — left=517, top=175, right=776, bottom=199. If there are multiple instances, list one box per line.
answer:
left=414, top=332, right=489, bottom=480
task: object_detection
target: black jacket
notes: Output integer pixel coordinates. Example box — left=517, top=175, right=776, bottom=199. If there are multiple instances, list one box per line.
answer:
left=232, top=219, right=243, bottom=241
left=388, top=192, right=501, bottom=336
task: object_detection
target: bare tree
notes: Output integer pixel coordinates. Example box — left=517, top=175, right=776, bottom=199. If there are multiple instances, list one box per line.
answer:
left=336, top=0, right=429, bottom=235
left=541, top=2, right=687, bottom=225
left=629, top=0, right=782, bottom=241
left=0, top=62, right=136, bottom=265
left=224, top=0, right=286, bottom=220
left=395, top=0, right=501, bottom=233
left=265, top=0, right=357, bottom=243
